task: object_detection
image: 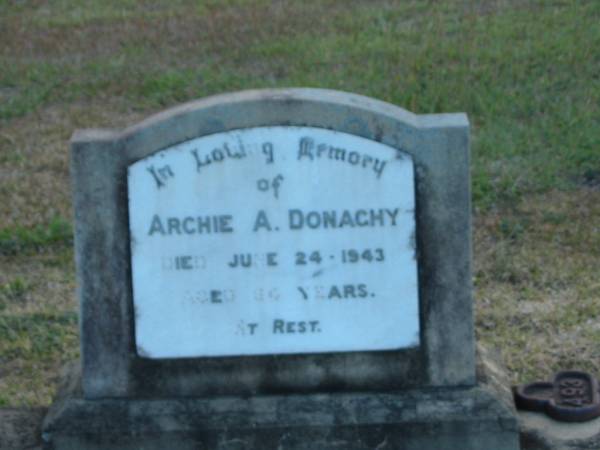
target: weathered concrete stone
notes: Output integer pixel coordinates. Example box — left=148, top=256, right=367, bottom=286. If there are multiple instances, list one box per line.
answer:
left=69, top=88, right=474, bottom=400
left=0, top=407, right=45, bottom=450
left=42, top=350, right=519, bottom=450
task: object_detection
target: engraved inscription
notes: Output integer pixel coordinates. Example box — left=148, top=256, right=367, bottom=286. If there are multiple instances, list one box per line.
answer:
left=128, top=126, right=419, bottom=358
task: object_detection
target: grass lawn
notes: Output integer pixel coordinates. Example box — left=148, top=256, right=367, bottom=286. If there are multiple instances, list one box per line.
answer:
left=1, top=0, right=599, bottom=406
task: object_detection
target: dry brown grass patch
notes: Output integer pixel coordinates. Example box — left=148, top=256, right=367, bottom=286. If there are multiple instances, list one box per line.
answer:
left=0, top=101, right=144, bottom=228
left=475, top=188, right=600, bottom=384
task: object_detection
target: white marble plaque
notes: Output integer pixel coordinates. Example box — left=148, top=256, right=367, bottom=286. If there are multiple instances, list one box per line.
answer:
left=128, top=126, right=419, bottom=358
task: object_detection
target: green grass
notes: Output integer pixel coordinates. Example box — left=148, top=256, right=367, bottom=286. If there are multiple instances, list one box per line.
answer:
left=0, top=217, right=73, bottom=256
left=0, top=278, right=31, bottom=309
left=0, top=312, right=79, bottom=406
left=0, top=312, right=77, bottom=361
left=1, top=1, right=598, bottom=208
left=0, top=62, right=63, bottom=121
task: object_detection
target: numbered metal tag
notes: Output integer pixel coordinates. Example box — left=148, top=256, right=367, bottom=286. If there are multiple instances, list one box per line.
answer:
left=514, top=370, right=600, bottom=422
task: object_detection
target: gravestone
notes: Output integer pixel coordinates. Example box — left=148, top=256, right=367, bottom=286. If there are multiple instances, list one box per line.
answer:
left=42, top=88, right=520, bottom=449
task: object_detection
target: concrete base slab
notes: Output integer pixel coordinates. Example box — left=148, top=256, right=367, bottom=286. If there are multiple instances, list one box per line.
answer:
left=519, top=411, right=600, bottom=450
left=42, top=360, right=519, bottom=450
left=0, top=407, right=45, bottom=450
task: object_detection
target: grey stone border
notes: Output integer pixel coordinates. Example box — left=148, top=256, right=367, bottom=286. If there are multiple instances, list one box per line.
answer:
left=71, top=88, right=473, bottom=398
left=43, top=357, right=519, bottom=450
